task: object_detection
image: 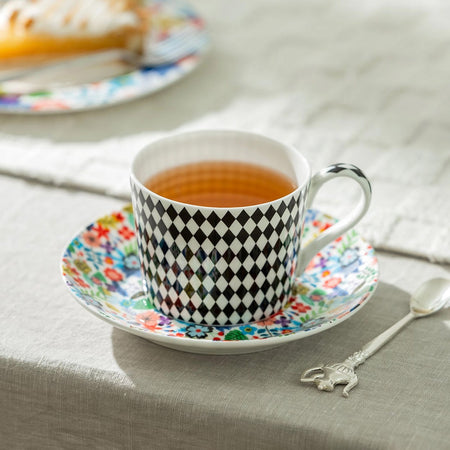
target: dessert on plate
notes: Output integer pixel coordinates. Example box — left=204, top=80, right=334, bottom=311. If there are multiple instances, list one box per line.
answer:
left=0, top=0, right=148, bottom=65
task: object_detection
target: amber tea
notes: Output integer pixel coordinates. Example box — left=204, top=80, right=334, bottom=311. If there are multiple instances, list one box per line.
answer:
left=144, top=161, right=297, bottom=207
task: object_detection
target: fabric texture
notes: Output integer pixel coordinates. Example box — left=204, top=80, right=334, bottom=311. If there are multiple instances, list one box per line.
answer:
left=1, top=175, right=449, bottom=450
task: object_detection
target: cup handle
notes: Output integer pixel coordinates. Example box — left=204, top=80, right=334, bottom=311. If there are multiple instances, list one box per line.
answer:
left=296, top=163, right=372, bottom=276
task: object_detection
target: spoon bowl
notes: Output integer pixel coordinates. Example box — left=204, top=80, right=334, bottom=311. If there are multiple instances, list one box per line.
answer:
left=410, top=277, right=450, bottom=317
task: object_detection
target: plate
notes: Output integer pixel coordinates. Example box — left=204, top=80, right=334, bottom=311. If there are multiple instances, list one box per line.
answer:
left=0, top=0, right=210, bottom=114
left=61, top=205, right=378, bottom=354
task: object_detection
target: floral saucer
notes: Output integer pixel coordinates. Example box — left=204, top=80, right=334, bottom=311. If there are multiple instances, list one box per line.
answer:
left=0, top=0, right=210, bottom=114
left=61, top=206, right=378, bottom=354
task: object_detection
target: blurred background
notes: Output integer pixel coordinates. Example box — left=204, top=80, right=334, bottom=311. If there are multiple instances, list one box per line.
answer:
left=1, top=0, right=449, bottom=260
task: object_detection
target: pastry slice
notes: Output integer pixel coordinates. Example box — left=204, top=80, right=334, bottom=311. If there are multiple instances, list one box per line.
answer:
left=0, top=0, right=148, bottom=65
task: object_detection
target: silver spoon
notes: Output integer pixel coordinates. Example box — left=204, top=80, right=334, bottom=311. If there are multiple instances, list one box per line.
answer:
left=300, top=277, right=450, bottom=397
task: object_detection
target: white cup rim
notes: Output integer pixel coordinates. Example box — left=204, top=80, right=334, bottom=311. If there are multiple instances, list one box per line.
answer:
left=130, top=129, right=311, bottom=212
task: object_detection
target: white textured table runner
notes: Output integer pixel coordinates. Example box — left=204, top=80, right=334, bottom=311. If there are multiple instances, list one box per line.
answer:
left=1, top=0, right=449, bottom=262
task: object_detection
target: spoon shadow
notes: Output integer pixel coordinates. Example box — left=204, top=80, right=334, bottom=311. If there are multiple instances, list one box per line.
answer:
left=110, top=281, right=449, bottom=395
left=110, top=280, right=450, bottom=448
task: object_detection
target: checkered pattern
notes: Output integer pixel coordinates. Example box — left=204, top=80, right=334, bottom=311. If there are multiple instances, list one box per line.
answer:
left=131, top=180, right=306, bottom=325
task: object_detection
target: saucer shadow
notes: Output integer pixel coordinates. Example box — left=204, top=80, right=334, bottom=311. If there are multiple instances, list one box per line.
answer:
left=110, top=280, right=450, bottom=448
left=111, top=281, right=426, bottom=393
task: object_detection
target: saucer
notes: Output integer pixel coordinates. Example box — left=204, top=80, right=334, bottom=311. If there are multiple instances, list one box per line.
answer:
left=0, top=0, right=210, bottom=114
left=61, top=205, right=378, bottom=354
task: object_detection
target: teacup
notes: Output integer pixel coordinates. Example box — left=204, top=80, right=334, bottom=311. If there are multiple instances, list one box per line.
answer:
left=130, top=130, right=371, bottom=326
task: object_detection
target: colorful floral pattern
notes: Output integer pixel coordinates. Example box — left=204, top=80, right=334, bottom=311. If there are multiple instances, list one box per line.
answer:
left=62, top=206, right=378, bottom=347
left=0, top=0, right=209, bottom=114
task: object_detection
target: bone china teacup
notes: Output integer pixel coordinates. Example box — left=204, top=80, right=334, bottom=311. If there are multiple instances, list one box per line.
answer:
left=130, top=130, right=371, bottom=326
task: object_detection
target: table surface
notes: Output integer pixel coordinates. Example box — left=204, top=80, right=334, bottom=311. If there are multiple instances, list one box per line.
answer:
left=1, top=0, right=450, bottom=449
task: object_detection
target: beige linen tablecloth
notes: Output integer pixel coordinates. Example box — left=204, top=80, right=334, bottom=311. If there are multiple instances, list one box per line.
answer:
left=1, top=0, right=450, bottom=448
left=1, top=175, right=449, bottom=449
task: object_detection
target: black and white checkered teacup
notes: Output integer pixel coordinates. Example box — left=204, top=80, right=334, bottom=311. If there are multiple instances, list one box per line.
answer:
left=130, top=130, right=371, bottom=326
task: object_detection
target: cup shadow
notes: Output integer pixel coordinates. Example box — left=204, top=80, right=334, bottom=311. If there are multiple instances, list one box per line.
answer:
left=109, top=277, right=450, bottom=448
left=111, top=280, right=429, bottom=393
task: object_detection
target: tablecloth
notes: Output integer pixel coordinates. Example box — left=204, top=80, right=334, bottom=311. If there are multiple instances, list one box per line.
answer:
left=1, top=0, right=450, bottom=449
left=1, top=175, right=449, bottom=449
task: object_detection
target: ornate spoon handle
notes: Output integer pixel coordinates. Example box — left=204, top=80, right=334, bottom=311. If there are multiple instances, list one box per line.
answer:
left=300, top=312, right=415, bottom=397
left=360, top=312, right=414, bottom=358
